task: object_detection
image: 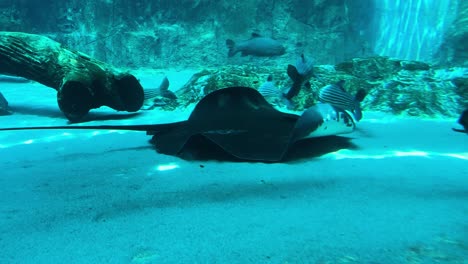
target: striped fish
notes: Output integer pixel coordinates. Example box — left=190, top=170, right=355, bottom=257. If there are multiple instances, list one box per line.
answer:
left=318, top=80, right=366, bottom=121
left=143, top=76, right=176, bottom=100
left=295, top=53, right=315, bottom=76
left=258, top=75, right=283, bottom=99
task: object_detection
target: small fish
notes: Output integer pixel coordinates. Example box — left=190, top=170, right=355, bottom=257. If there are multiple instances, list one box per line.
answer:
left=318, top=80, right=367, bottom=121
left=453, top=109, right=468, bottom=133
left=226, top=33, right=286, bottom=57
left=284, top=54, right=316, bottom=100
left=142, top=76, right=177, bottom=109
left=258, top=75, right=282, bottom=98
left=144, top=76, right=176, bottom=100
left=258, top=75, right=296, bottom=109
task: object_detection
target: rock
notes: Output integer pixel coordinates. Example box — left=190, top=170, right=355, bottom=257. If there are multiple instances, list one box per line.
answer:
left=451, top=76, right=468, bottom=109
left=435, top=1, right=468, bottom=66
left=335, top=57, right=402, bottom=80
left=173, top=56, right=467, bottom=117
left=400, top=60, right=430, bottom=71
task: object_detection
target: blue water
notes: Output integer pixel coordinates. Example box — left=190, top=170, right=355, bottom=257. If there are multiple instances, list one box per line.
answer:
left=0, top=0, right=467, bottom=262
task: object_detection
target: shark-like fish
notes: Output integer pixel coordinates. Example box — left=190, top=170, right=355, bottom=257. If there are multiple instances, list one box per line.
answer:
left=226, top=33, right=286, bottom=57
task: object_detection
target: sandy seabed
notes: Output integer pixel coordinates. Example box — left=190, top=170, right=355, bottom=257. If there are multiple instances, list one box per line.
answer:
left=0, top=74, right=467, bottom=263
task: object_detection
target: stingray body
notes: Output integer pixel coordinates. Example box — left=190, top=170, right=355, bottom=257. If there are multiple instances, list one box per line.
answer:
left=148, top=87, right=300, bottom=161
left=0, top=87, right=356, bottom=161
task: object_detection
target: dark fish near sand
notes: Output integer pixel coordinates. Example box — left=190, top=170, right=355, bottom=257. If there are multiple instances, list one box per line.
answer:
left=284, top=53, right=316, bottom=100
left=226, top=33, right=286, bottom=57
left=142, top=76, right=176, bottom=109
left=318, top=80, right=367, bottom=121
left=453, top=109, right=468, bottom=133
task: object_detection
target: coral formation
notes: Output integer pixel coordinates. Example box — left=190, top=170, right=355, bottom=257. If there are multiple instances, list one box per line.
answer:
left=175, top=56, right=467, bottom=117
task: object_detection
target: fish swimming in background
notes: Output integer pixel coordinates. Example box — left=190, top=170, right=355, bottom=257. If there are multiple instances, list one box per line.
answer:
left=452, top=109, right=468, bottom=133
left=284, top=53, right=316, bottom=100
left=142, top=76, right=177, bottom=109
left=226, top=33, right=286, bottom=57
left=318, top=80, right=367, bottom=121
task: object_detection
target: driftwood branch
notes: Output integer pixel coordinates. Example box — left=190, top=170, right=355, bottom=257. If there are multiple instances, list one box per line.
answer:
left=0, top=31, right=144, bottom=121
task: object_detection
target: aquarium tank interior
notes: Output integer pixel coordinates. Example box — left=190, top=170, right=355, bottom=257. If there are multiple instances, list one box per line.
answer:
left=0, top=0, right=467, bottom=263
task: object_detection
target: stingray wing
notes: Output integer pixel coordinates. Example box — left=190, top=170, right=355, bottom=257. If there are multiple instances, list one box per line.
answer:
left=200, top=114, right=298, bottom=161
left=150, top=87, right=300, bottom=161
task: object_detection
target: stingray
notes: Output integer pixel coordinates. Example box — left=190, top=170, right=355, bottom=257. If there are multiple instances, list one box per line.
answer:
left=0, top=87, right=356, bottom=161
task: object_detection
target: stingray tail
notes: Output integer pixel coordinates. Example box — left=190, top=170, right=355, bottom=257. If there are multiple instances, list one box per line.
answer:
left=0, top=122, right=185, bottom=133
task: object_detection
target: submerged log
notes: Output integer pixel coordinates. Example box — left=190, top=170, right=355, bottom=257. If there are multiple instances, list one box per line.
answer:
left=0, top=31, right=144, bottom=121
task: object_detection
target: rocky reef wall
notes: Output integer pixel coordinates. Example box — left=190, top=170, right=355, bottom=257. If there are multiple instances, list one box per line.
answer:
left=1, top=0, right=466, bottom=69
left=435, top=0, right=468, bottom=66
left=3, top=0, right=462, bottom=69
left=171, top=56, right=467, bottom=118
left=1, top=0, right=466, bottom=117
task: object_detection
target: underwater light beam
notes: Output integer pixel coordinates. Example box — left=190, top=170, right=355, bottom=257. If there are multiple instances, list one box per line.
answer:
left=155, top=163, right=180, bottom=171
left=328, top=149, right=467, bottom=160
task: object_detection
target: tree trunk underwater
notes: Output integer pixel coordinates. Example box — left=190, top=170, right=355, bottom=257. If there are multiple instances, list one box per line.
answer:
left=0, top=31, right=144, bottom=122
